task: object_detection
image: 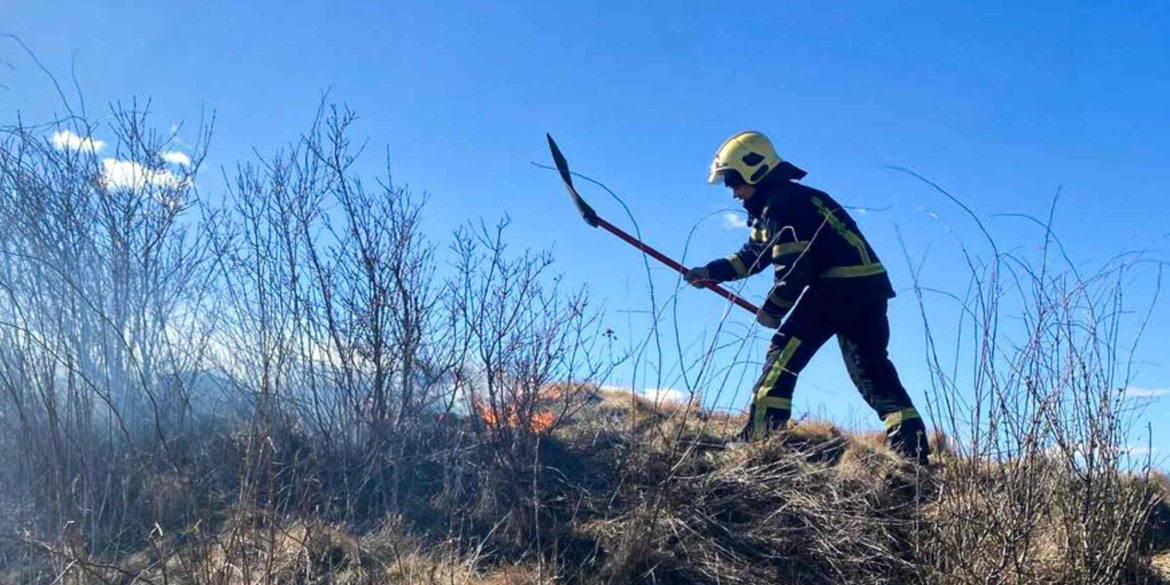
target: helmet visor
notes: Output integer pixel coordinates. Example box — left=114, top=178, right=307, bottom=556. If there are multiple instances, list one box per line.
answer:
left=721, top=169, right=747, bottom=187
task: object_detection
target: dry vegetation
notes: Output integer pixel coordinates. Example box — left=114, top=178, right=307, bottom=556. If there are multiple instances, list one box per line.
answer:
left=0, top=99, right=1167, bottom=584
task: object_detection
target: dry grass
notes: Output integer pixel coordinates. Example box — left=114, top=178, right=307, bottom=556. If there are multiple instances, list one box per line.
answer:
left=1155, top=554, right=1170, bottom=581
left=3, top=382, right=1167, bottom=585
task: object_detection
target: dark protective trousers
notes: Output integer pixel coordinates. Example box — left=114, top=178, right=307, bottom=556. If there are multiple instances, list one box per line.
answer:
left=744, top=297, right=931, bottom=463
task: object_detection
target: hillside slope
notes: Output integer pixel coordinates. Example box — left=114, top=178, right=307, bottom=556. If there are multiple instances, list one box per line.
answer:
left=6, top=389, right=1166, bottom=585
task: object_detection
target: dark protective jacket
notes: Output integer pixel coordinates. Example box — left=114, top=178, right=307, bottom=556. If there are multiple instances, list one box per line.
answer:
left=702, top=177, right=894, bottom=321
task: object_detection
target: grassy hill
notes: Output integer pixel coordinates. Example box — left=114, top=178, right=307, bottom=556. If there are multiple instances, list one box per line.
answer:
left=4, top=388, right=1166, bottom=585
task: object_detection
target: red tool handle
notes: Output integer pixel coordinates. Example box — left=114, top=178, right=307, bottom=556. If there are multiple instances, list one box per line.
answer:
left=595, top=217, right=760, bottom=315
left=545, top=133, right=759, bottom=316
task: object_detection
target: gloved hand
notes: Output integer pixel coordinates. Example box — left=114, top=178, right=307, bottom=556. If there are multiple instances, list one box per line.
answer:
left=683, top=266, right=714, bottom=288
left=756, top=309, right=783, bottom=329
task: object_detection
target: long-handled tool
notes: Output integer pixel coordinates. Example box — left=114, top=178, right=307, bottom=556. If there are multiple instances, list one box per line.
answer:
left=546, top=134, right=760, bottom=315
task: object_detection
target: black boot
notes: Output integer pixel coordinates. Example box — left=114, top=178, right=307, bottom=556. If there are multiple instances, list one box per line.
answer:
left=738, top=403, right=790, bottom=443
left=887, top=417, right=931, bottom=465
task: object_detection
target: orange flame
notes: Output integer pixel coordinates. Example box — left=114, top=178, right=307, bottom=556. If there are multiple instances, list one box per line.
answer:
left=473, top=394, right=556, bottom=433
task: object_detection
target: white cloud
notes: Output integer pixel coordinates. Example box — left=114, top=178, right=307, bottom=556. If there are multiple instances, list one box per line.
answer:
left=1123, top=386, right=1168, bottom=399
left=721, top=212, right=747, bottom=230
left=51, top=130, right=105, bottom=153
left=1124, top=445, right=1159, bottom=456
left=101, top=158, right=185, bottom=192
left=599, top=385, right=633, bottom=394
left=162, top=151, right=191, bottom=166
left=599, top=385, right=694, bottom=405
left=640, top=387, right=694, bottom=405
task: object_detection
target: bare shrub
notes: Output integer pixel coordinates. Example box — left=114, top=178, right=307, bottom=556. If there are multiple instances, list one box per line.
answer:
left=898, top=185, right=1165, bottom=584
left=0, top=102, right=218, bottom=563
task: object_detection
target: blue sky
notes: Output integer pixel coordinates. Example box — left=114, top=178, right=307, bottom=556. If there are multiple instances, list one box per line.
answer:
left=3, top=1, right=1168, bottom=457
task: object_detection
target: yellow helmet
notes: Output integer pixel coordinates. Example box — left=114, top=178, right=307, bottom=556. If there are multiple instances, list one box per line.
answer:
left=707, top=131, right=783, bottom=186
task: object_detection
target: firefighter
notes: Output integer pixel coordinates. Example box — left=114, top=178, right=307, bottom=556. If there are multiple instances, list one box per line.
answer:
left=685, top=131, right=931, bottom=464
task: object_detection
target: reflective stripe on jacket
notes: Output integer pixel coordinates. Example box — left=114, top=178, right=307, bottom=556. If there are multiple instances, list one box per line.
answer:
left=703, top=180, right=894, bottom=320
